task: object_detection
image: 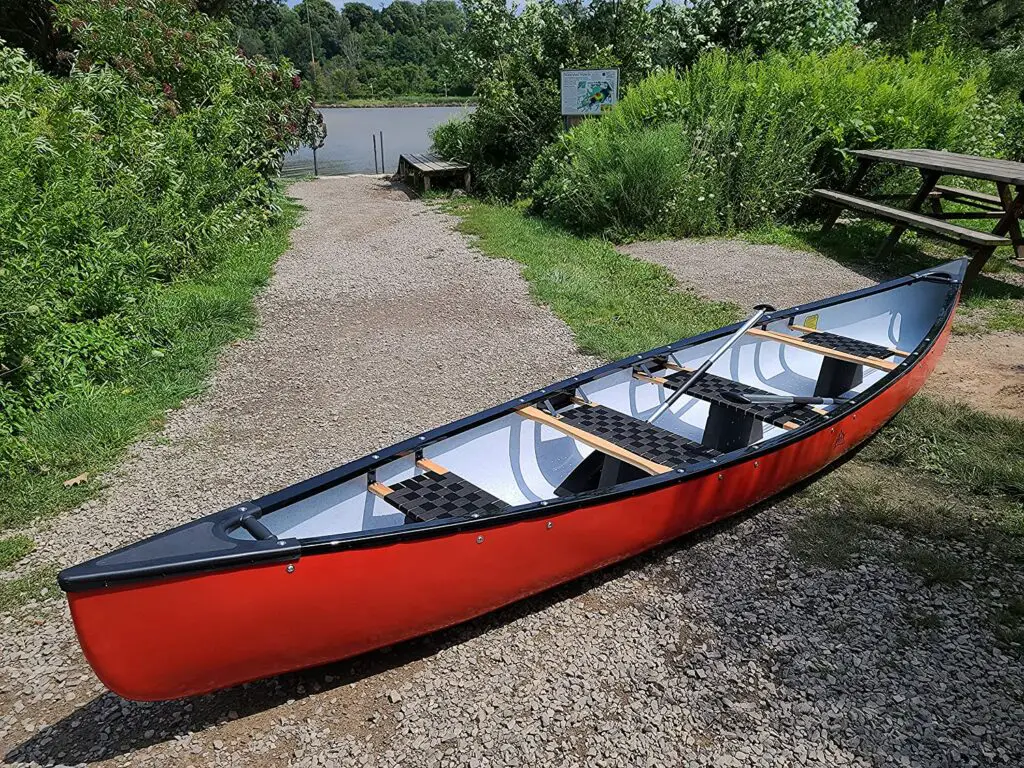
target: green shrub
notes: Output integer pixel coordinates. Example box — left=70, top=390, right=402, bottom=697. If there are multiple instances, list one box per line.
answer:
left=530, top=46, right=1000, bottom=239
left=0, top=1, right=315, bottom=463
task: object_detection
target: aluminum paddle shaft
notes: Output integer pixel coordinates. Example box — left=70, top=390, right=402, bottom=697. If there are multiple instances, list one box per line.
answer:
left=646, top=306, right=771, bottom=424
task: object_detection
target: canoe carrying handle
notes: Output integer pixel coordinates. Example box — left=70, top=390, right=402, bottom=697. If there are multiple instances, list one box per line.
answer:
left=240, top=514, right=276, bottom=541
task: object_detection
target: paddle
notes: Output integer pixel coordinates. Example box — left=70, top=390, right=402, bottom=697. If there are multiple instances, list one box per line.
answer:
left=721, top=392, right=850, bottom=406
left=646, top=304, right=775, bottom=424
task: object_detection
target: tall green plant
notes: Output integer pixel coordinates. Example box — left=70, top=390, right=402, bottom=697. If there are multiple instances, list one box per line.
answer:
left=529, top=46, right=1000, bottom=239
left=0, top=1, right=315, bottom=464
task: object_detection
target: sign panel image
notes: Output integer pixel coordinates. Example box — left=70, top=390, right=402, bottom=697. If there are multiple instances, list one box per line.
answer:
left=560, top=68, right=619, bottom=116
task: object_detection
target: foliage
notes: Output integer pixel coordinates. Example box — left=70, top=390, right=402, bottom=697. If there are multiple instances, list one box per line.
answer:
left=528, top=46, right=1000, bottom=240
left=0, top=202, right=296, bottom=534
left=0, top=1, right=314, bottom=466
left=231, top=0, right=472, bottom=101
left=432, top=0, right=865, bottom=199
left=665, top=0, right=863, bottom=67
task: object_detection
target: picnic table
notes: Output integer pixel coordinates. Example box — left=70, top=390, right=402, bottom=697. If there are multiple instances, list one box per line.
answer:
left=396, top=152, right=471, bottom=193
left=815, top=149, right=1024, bottom=283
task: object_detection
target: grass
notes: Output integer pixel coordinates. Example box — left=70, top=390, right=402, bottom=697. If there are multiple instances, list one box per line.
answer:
left=0, top=535, right=34, bottom=570
left=900, top=546, right=969, bottom=586
left=444, top=198, right=740, bottom=360
left=746, top=220, right=1024, bottom=334
left=0, top=566, right=59, bottom=613
left=787, top=511, right=870, bottom=569
left=866, top=396, right=1024, bottom=503
left=0, top=199, right=299, bottom=535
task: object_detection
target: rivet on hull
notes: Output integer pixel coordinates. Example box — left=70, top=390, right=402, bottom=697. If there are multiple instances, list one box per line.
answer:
left=286, top=564, right=295, bottom=573
left=476, top=535, right=484, bottom=544
left=546, top=521, right=553, bottom=529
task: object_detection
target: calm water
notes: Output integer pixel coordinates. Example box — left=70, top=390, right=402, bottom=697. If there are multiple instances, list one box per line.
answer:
left=281, top=106, right=473, bottom=177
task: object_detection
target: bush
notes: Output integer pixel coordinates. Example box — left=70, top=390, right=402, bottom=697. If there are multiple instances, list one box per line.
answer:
left=529, top=46, right=1000, bottom=240
left=432, top=0, right=866, bottom=200
left=0, top=1, right=316, bottom=462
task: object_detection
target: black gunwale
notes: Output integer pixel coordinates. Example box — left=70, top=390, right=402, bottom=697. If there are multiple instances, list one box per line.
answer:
left=58, top=261, right=966, bottom=592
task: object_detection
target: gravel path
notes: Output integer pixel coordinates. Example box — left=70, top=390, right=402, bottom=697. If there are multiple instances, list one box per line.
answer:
left=2, top=180, right=1022, bottom=767
left=619, top=240, right=875, bottom=309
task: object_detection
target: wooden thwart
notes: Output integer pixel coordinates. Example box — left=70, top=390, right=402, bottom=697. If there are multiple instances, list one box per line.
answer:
left=368, top=482, right=393, bottom=498
left=788, top=324, right=910, bottom=357
left=631, top=370, right=820, bottom=428
left=517, top=405, right=671, bottom=475
left=747, top=327, right=898, bottom=371
left=416, top=458, right=448, bottom=475
left=368, top=458, right=450, bottom=499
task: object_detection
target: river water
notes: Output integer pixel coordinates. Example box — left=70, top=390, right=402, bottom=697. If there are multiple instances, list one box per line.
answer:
left=280, top=105, right=473, bottom=177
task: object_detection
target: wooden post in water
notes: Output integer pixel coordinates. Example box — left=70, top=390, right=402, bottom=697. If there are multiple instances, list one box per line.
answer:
left=312, top=146, right=318, bottom=177
left=372, top=134, right=378, bottom=174
left=379, top=131, right=385, bottom=176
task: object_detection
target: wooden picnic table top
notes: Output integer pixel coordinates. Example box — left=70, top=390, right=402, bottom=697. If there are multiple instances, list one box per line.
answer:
left=851, top=148, right=1024, bottom=186
left=400, top=152, right=469, bottom=174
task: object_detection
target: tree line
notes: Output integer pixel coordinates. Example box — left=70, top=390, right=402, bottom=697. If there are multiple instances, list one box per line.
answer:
left=230, top=0, right=472, bottom=102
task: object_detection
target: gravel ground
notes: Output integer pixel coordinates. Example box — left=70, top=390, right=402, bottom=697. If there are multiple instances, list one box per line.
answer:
left=3, top=179, right=1022, bottom=767
left=619, top=239, right=875, bottom=310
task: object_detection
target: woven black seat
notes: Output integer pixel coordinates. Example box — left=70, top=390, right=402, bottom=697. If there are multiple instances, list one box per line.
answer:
left=559, top=404, right=721, bottom=468
left=798, top=330, right=896, bottom=361
left=663, top=371, right=820, bottom=429
left=384, top=471, right=509, bottom=522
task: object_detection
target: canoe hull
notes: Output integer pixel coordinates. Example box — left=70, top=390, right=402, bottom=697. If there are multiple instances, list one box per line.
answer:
left=67, top=310, right=952, bottom=701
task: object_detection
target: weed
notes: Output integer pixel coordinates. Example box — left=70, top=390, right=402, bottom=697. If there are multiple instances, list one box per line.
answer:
left=0, top=566, right=59, bottom=613
left=0, top=535, right=34, bottom=570
left=788, top=511, right=870, bottom=569
left=901, top=546, right=969, bottom=585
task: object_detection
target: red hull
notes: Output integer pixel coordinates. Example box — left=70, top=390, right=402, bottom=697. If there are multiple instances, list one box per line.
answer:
left=68, top=315, right=952, bottom=700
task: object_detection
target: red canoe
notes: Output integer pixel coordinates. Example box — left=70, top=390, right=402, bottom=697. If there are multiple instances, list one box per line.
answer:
left=59, top=260, right=967, bottom=700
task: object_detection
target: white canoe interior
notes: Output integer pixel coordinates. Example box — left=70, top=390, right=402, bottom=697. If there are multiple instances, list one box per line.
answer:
left=238, top=278, right=950, bottom=542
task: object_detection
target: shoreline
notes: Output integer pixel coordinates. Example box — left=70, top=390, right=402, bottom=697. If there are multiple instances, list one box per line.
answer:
left=315, top=99, right=475, bottom=109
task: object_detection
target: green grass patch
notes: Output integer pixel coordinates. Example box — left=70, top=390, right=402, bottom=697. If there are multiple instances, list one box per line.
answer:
left=788, top=511, right=870, bottom=569
left=865, top=396, right=1024, bottom=503
left=0, top=201, right=298, bottom=534
left=745, top=221, right=1024, bottom=334
left=900, top=546, right=969, bottom=586
left=0, top=535, right=34, bottom=569
left=444, top=199, right=739, bottom=360
left=0, top=566, right=59, bottom=613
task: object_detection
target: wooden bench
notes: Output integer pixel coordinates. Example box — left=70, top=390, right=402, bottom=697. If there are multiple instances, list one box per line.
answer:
left=814, top=189, right=1009, bottom=257
left=396, top=153, right=471, bottom=193
left=931, top=184, right=1002, bottom=208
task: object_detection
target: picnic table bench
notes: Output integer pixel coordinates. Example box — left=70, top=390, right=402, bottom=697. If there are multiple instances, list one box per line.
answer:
left=396, top=153, right=471, bottom=193
left=815, top=148, right=1024, bottom=283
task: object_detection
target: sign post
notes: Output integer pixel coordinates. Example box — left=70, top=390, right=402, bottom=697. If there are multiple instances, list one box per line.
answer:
left=560, top=68, right=619, bottom=129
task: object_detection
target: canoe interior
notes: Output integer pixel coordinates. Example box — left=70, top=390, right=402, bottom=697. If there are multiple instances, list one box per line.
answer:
left=238, top=276, right=953, bottom=542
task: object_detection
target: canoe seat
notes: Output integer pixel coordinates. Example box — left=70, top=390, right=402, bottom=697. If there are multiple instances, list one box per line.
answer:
left=795, top=330, right=898, bottom=362
left=559, top=404, right=721, bottom=468
left=381, top=470, right=509, bottom=522
left=662, top=370, right=820, bottom=430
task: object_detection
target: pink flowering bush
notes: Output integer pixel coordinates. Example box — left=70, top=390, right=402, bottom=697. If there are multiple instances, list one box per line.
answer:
left=0, top=1, right=318, bottom=458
